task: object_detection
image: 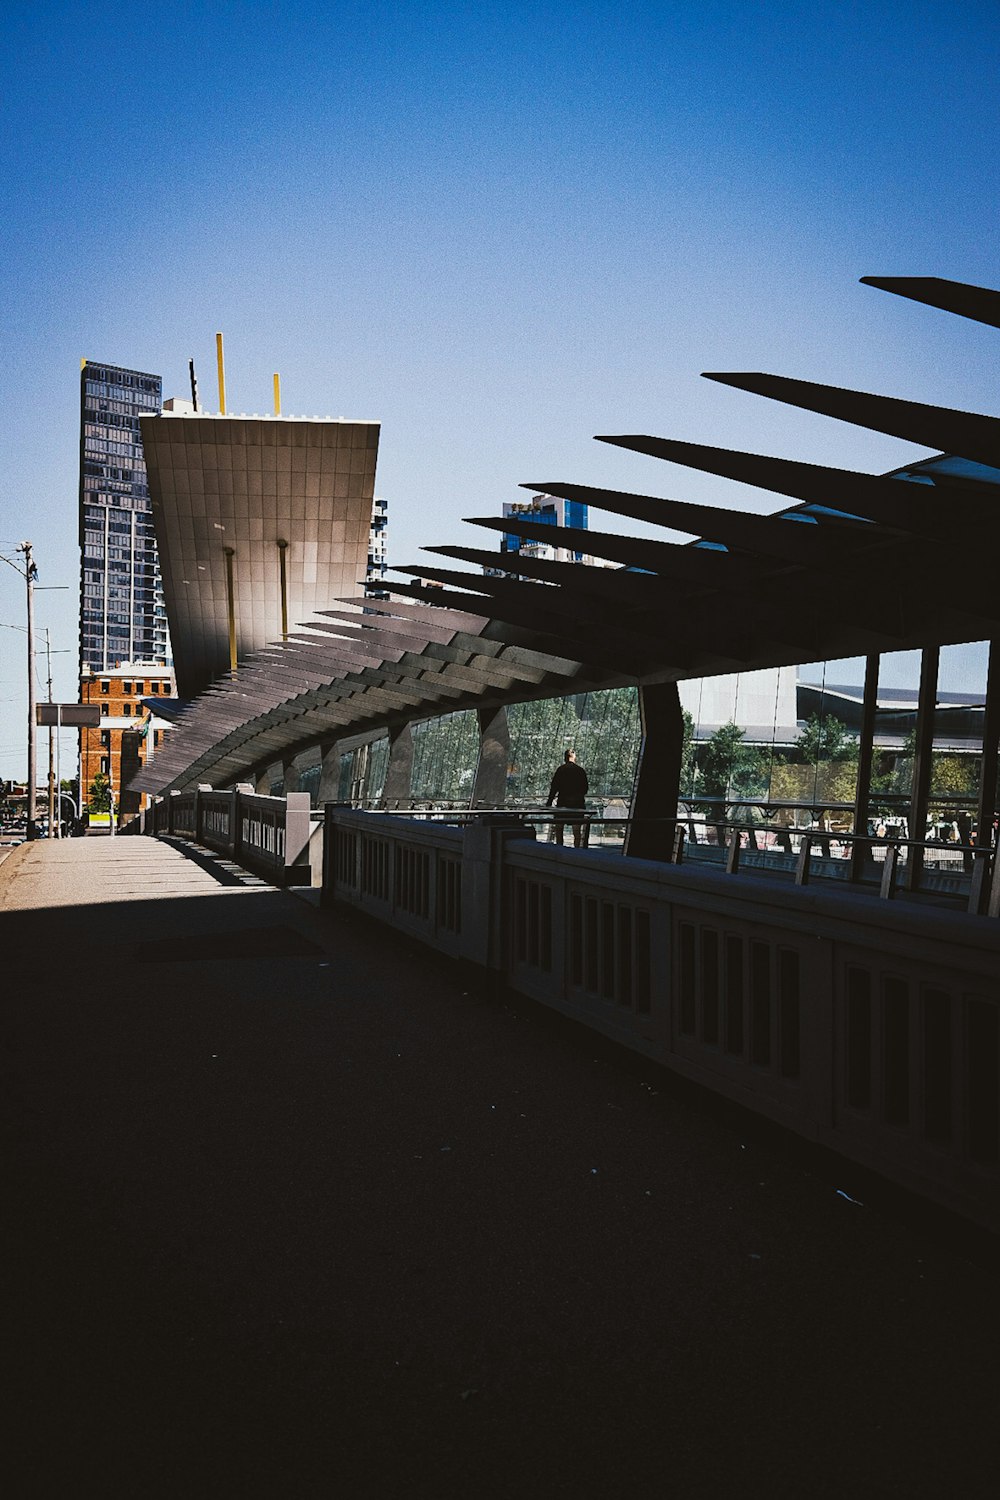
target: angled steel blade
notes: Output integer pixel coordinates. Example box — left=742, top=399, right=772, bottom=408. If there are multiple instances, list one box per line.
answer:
left=701, top=372, right=1000, bottom=469
left=860, top=276, right=1000, bottom=330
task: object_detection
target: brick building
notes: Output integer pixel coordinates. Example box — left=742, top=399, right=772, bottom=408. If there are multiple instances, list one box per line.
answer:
left=79, top=664, right=176, bottom=821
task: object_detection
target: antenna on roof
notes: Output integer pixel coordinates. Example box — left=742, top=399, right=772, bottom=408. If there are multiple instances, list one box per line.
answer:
left=216, top=332, right=227, bottom=415
left=189, top=358, right=199, bottom=412
left=273, top=372, right=281, bottom=416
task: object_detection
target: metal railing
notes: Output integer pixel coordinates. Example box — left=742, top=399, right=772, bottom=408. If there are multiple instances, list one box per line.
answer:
left=328, top=801, right=995, bottom=913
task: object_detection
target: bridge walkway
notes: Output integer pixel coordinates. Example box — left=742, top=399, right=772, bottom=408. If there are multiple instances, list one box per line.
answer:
left=3, top=837, right=998, bottom=1498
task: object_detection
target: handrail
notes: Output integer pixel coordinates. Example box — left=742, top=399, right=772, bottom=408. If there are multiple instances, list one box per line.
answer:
left=326, top=802, right=989, bottom=913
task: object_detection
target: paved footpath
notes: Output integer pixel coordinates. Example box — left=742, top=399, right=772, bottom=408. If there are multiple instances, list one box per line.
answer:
left=3, top=837, right=999, bottom=1498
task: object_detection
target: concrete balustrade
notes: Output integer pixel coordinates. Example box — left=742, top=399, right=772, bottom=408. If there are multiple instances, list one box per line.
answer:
left=135, top=786, right=312, bottom=886
left=322, top=806, right=1000, bottom=1233
left=128, top=796, right=1000, bottom=1228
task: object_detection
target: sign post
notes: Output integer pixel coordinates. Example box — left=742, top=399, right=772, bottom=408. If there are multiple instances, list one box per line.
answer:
left=36, top=705, right=101, bottom=835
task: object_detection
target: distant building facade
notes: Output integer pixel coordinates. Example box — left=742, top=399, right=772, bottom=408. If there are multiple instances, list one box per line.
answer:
left=366, top=495, right=388, bottom=597
left=500, top=493, right=588, bottom=567
left=79, top=664, right=176, bottom=818
left=79, top=360, right=171, bottom=674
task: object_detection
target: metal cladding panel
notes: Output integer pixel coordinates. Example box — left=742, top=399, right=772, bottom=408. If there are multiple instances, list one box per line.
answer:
left=141, top=414, right=379, bottom=697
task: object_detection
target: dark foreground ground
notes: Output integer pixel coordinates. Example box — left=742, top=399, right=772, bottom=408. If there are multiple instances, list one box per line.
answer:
left=3, top=838, right=998, bottom=1498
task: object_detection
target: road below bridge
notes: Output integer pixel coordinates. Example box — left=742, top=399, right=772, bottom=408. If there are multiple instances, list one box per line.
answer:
left=3, top=837, right=998, bottom=1498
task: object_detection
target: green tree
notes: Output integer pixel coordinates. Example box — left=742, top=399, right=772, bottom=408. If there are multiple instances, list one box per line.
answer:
left=870, top=730, right=914, bottom=804
left=87, top=773, right=112, bottom=813
left=930, top=753, right=980, bottom=798
left=769, top=714, right=860, bottom=808
left=697, top=721, right=764, bottom=806
left=797, top=713, right=858, bottom=764
left=679, top=709, right=696, bottom=797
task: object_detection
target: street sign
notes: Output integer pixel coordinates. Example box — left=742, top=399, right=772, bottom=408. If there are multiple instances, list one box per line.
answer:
left=36, top=704, right=101, bottom=727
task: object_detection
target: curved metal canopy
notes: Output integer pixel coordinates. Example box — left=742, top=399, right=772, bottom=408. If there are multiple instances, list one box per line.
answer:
left=132, top=275, right=1000, bottom=798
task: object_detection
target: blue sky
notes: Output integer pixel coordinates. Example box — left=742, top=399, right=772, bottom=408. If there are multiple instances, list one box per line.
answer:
left=2, top=2, right=999, bottom=775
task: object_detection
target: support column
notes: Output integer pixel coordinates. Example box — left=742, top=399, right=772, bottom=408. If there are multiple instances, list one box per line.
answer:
left=277, top=539, right=289, bottom=641
left=223, top=546, right=237, bottom=674
left=232, top=783, right=253, bottom=861
left=904, top=646, right=939, bottom=891
left=976, top=639, right=1000, bottom=854
left=318, top=738, right=341, bottom=803
left=471, top=706, right=509, bottom=808
left=282, top=757, right=302, bottom=795
left=624, top=682, right=684, bottom=861
left=381, top=724, right=414, bottom=809
left=849, top=653, right=880, bottom=883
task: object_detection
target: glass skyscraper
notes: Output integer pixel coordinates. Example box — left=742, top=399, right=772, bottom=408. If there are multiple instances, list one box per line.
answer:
left=79, top=360, right=170, bottom=673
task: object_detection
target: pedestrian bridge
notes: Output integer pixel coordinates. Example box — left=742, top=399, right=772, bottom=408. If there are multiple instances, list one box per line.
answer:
left=4, top=832, right=999, bottom=1494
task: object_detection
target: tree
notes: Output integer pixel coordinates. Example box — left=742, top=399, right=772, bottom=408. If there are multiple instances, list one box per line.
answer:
left=697, top=721, right=764, bottom=806
left=797, top=713, right=858, bottom=764
left=87, top=773, right=112, bottom=813
left=768, top=714, right=860, bottom=808
left=930, top=753, right=980, bottom=799
left=679, top=709, right=696, bottom=797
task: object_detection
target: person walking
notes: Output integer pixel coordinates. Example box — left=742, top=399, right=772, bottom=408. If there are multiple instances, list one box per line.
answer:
left=546, top=749, right=589, bottom=847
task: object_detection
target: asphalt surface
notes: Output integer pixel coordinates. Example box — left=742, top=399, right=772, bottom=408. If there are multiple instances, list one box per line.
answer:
left=3, top=837, right=999, bottom=1498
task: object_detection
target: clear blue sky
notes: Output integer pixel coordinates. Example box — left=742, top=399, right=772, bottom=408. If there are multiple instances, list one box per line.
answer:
left=2, top=1, right=999, bottom=776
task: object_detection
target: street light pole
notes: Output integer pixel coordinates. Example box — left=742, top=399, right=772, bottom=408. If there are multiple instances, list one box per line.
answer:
left=17, top=542, right=37, bottom=838
left=45, top=627, right=55, bottom=836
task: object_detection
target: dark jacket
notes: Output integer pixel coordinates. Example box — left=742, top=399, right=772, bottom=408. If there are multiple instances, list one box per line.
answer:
left=547, top=760, right=589, bottom=808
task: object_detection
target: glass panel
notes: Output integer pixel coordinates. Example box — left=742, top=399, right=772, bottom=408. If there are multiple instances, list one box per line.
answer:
left=368, top=736, right=389, bottom=805
left=867, top=649, right=924, bottom=860
left=505, top=688, right=640, bottom=808
left=767, top=657, right=863, bottom=860
left=409, top=711, right=480, bottom=804
left=926, top=641, right=987, bottom=875
left=297, top=764, right=321, bottom=805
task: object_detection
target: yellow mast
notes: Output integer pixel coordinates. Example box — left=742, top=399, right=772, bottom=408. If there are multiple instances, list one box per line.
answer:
left=216, top=332, right=227, bottom=415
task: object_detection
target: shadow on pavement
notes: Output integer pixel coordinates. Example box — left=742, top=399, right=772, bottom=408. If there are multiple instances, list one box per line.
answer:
left=4, top=859, right=1000, bottom=1498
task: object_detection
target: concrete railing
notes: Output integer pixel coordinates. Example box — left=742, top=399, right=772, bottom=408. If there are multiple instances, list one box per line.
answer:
left=135, top=786, right=312, bottom=887
left=323, top=807, right=1000, bottom=1233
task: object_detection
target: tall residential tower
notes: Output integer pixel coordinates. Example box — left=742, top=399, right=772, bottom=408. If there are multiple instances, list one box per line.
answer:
left=79, top=360, right=170, bottom=673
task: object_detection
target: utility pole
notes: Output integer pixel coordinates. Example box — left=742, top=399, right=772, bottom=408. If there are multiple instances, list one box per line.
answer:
left=45, top=628, right=55, bottom=836
left=16, top=542, right=37, bottom=838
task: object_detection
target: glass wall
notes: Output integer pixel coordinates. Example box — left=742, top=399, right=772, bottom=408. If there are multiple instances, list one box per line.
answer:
left=768, top=657, right=862, bottom=832
left=866, top=648, right=922, bottom=842
left=337, top=735, right=390, bottom=805
left=505, top=689, right=641, bottom=808
left=681, top=661, right=863, bottom=842
left=409, top=711, right=480, bottom=804
left=298, top=763, right=321, bottom=804
left=928, top=641, right=988, bottom=862
left=316, top=641, right=997, bottom=895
